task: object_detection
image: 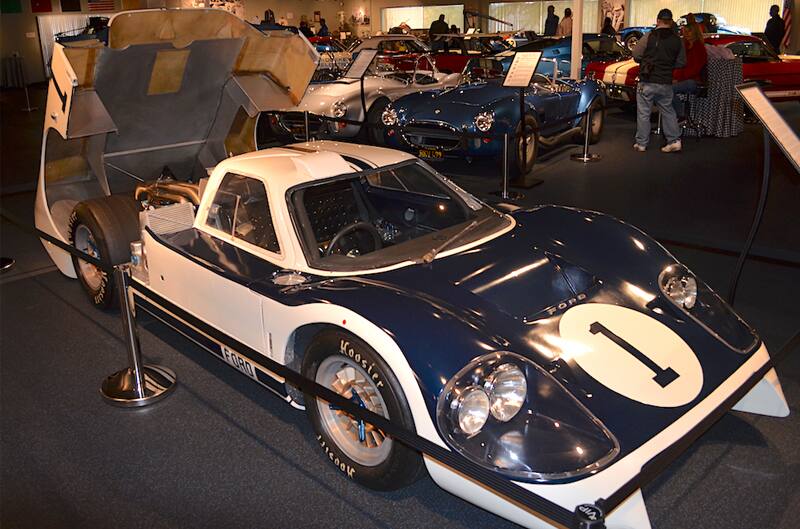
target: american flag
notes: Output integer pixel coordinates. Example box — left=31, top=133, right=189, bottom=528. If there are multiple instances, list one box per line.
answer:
left=87, top=0, right=115, bottom=12
left=783, top=0, right=793, bottom=50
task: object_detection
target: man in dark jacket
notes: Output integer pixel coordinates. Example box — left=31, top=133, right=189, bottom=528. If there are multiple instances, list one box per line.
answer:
left=429, top=14, right=450, bottom=51
left=544, top=5, right=559, bottom=36
left=765, top=5, right=785, bottom=52
left=632, top=8, right=686, bottom=153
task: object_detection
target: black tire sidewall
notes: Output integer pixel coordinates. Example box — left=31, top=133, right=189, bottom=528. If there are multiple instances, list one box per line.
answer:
left=581, top=99, right=605, bottom=144
left=302, top=329, right=423, bottom=490
left=510, top=115, right=538, bottom=178
left=366, top=98, right=390, bottom=146
left=68, top=196, right=140, bottom=309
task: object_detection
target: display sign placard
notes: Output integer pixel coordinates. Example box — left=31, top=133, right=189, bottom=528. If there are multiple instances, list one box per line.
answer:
left=737, top=82, right=800, bottom=173
left=502, top=51, right=542, bottom=88
left=345, top=48, right=379, bottom=79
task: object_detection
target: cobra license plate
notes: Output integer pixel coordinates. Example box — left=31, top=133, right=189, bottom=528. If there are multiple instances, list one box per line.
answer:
left=417, top=148, right=443, bottom=160
left=221, top=345, right=259, bottom=381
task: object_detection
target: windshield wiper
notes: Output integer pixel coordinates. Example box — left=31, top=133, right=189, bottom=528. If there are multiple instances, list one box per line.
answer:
left=419, top=214, right=494, bottom=264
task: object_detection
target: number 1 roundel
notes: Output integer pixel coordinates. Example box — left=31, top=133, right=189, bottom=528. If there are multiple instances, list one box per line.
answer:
left=558, top=303, right=703, bottom=408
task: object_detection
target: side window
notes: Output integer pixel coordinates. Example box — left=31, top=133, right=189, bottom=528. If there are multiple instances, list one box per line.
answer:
left=205, top=173, right=280, bottom=253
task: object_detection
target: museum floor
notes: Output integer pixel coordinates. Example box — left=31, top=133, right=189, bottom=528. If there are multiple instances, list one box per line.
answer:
left=1, top=86, right=799, bottom=529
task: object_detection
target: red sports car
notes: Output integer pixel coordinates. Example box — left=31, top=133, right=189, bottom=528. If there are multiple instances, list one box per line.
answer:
left=585, top=34, right=800, bottom=103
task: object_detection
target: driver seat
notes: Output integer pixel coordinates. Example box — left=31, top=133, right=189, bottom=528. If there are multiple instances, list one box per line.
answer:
left=302, top=180, right=364, bottom=253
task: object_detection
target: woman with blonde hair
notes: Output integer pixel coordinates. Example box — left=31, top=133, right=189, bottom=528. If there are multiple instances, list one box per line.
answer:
left=672, top=14, right=708, bottom=119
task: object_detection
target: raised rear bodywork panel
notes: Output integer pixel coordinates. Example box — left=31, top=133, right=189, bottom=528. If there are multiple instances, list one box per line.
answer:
left=36, top=8, right=318, bottom=276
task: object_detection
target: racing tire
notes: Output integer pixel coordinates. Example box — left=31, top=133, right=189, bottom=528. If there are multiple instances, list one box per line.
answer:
left=365, top=98, right=391, bottom=146
left=580, top=98, right=605, bottom=145
left=507, top=114, right=539, bottom=183
left=302, top=329, right=425, bottom=491
left=68, top=195, right=141, bottom=309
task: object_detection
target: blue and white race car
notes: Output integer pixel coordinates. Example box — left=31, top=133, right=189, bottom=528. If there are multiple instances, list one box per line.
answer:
left=36, top=9, right=790, bottom=529
left=380, top=57, right=605, bottom=180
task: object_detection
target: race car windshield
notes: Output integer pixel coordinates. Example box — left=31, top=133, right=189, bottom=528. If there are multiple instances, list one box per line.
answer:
left=290, top=161, right=510, bottom=272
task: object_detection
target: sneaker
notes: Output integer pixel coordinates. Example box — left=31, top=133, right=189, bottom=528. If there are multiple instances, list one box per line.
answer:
left=633, top=143, right=646, bottom=152
left=661, top=140, right=682, bottom=153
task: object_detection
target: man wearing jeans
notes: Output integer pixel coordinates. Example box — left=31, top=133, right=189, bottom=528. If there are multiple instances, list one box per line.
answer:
left=632, top=9, right=686, bottom=153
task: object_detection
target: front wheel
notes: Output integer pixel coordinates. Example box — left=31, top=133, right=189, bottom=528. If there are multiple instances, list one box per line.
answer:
left=68, top=195, right=140, bottom=309
left=580, top=99, right=605, bottom=144
left=365, top=98, right=390, bottom=146
left=302, top=329, right=424, bottom=490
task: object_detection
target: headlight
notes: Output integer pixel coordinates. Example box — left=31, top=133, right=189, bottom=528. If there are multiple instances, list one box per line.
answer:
left=485, top=363, right=526, bottom=421
left=331, top=100, right=347, bottom=118
left=454, top=386, right=490, bottom=435
left=381, top=106, right=398, bottom=126
left=660, top=269, right=697, bottom=309
left=474, top=111, right=494, bottom=132
left=437, top=352, right=619, bottom=482
left=658, top=264, right=758, bottom=353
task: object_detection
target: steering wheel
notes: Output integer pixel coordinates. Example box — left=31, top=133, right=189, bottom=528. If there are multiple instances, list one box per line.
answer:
left=325, top=222, right=383, bottom=257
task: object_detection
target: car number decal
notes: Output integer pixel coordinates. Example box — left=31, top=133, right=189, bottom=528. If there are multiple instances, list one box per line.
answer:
left=221, top=345, right=259, bottom=381
left=559, top=303, right=703, bottom=407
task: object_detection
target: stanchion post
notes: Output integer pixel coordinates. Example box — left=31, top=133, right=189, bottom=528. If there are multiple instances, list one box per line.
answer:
left=18, top=56, right=38, bottom=113
left=100, top=264, right=176, bottom=407
left=304, top=110, right=310, bottom=142
left=502, top=132, right=509, bottom=200
left=491, top=132, right=524, bottom=200
left=571, top=108, right=602, bottom=163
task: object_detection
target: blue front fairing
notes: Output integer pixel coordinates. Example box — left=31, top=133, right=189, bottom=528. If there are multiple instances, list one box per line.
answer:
left=262, top=206, right=760, bottom=466
left=157, top=204, right=761, bottom=479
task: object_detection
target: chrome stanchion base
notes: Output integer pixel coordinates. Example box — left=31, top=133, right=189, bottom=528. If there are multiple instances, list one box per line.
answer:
left=570, top=153, right=602, bottom=163
left=0, top=257, right=15, bottom=272
left=490, top=189, right=525, bottom=200
left=101, top=365, right=176, bottom=408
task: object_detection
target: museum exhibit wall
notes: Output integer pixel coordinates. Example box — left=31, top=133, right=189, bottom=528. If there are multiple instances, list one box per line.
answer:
left=2, top=0, right=799, bottom=85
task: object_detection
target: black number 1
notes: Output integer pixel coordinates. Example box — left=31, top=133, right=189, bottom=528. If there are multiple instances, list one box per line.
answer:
left=589, top=322, right=680, bottom=388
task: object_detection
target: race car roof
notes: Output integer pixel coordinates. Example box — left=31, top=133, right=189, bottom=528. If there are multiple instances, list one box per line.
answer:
left=215, top=141, right=416, bottom=194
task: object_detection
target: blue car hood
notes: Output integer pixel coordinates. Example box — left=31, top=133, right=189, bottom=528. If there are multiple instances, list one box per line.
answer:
left=398, top=81, right=514, bottom=113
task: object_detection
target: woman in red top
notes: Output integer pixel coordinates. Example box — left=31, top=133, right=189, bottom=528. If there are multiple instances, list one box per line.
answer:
left=672, top=17, right=708, bottom=118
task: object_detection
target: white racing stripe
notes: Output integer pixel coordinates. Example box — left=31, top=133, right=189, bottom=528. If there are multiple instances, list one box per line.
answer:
left=602, top=59, right=637, bottom=86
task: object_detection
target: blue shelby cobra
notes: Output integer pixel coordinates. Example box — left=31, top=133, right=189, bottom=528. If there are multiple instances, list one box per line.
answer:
left=381, top=57, right=605, bottom=180
left=497, top=34, right=630, bottom=79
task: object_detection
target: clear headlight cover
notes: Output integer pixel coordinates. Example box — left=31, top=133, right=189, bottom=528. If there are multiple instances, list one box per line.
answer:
left=474, top=111, right=494, bottom=132
left=381, top=106, right=398, bottom=126
left=437, top=352, right=619, bottom=482
left=454, top=386, right=490, bottom=435
left=661, top=272, right=697, bottom=309
left=331, top=100, right=347, bottom=118
left=485, top=363, right=526, bottom=422
left=658, top=264, right=759, bottom=353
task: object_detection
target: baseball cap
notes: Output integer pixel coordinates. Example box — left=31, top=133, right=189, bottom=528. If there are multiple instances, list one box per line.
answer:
left=657, top=8, right=673, bottom=21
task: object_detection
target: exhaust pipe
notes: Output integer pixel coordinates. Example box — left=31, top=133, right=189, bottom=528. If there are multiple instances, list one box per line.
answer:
left=537, top=125, right=582, bottom=147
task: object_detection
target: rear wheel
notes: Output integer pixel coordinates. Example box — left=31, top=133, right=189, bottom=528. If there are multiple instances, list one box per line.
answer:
left=507, top=114, right=538, bottom=182
left=580, top=98, right=605, bottom=144
left=302, top=329, right=424, bottom=490
left=624, top=32, right=642, bottom=50
left=68, top=195, right=140, bottom=309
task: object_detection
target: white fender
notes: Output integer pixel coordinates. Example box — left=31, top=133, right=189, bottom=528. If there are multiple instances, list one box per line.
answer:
left=732, top=367, right=790, bottom=417
left=606, top=489, right=651, bottom=529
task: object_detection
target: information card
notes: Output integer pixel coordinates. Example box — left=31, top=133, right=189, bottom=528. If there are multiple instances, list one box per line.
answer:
left=737, top=82, right=800, bottom=173
left=503, top=51, right=542, bottom=88
left=345, top=49, right=379, bottom=80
